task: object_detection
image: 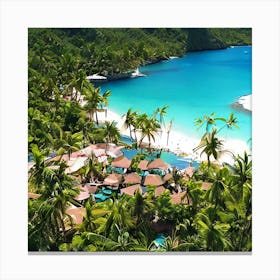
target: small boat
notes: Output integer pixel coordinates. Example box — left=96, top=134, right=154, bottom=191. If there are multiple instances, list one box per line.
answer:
left=86, top=74, right=107, bottom=82
left=131, top=68, right=146, bottom=78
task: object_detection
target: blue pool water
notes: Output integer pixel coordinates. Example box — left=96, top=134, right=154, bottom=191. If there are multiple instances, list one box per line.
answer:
left=100, top=46, right=252, bottom=143
left=123, top=148, right=198, bottom=170
left=120, top=135, right=198, bottom=170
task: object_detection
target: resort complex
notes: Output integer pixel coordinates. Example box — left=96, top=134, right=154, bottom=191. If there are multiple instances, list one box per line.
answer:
left=28, top=28, right=252, bottom=252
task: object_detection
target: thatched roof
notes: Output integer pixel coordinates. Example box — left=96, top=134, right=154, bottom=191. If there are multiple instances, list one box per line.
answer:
left=144, top=174, right=163, bottom=186
left=104, top=173, right=123, bottom=186
left=123, top=172, right=142, bottom=184
left=147, top=158, right=170, bottom=171
left=170, top=191, right=189, bottom=204
left=163, top=173, right=172, bottom=182
left=85, top=185, right=98, bottom=194
left=201, top=182, right=212, bottom=191
left=66, top=207, right=85, bottom=225
left=111, top=156, right=131, bottom=169
left=137, top=160, right=149, bottom=170
left=28, top=192, right=41, bottom=199
left=46, top=154, right=68, bottom=163
left=182, top=166, right=195, bottom=177
left=120, top=184, right=142, bottom=196
left=75, top=186, right=90, bottom=201
left=155, top=186, right=166, bottom=197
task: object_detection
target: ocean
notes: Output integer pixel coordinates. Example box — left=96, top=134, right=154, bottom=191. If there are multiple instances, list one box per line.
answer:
left=100, top=46, right=252, bottom=144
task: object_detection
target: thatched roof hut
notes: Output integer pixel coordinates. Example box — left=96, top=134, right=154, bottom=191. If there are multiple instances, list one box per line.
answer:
left=144, top=174, right=163, bottom=186
left=111, top=156, right=131, bottom=169
left=123, top=173, right=142, bottom=184
left=120, top=184, right=142, bottom=196
left=148, top=158, right=170, bottom=171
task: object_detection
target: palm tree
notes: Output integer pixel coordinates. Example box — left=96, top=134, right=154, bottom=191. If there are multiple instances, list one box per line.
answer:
left=83, top=84, right=103, bottom=124
left=217, top=112, right=239, bottom=134
left=131, top=190, right=154, bottom=225
left=58, top=131, right=83, bottom=160
left=166, top=118, right=173, bottom=146
left=154, top=105, right=169, bottom=129
left=29, top=144, right=54, bottom=189
left=103, top=121, right=120, bottom=145
left=232, top=151, right=252, bottom=201
left=122, top=108, right=138, bottom=141
left=29, top=161, right=80, bottom=247
left=204, top=167, right=234, bottom=208
left=100, top=88, right=111, bottom=116
left=193, top=128, right=228, bottom=168
left=194, top=112, right=219, bottom=133
left=194, top=206, right=231, bottom=251
left=137, top=114, right=161, bottom=152
left=103, top=197, right=134, bottom=239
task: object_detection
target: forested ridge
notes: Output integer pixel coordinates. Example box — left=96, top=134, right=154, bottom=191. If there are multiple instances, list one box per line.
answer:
left=29, top=28, right=251, bottom=77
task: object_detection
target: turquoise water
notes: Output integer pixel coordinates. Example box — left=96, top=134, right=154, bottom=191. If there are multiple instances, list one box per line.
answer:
left=100, top=46, right=252, bottom=143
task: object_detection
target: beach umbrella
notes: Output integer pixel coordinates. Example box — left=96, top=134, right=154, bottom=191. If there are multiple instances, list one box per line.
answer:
left=170, top=191, right=189, bottom=204
left=104, top=173, right=123, bottom=186
left=144, top=174, right=163, bottom=186
left=155, top=186, right=166, bottom=197
left=123, top=173, right=142, bottom=184
left=201, top=182, right=212, bottom=191
left=111, top=156, right=131, bottom=169
left=138, top=160, right=149, bottom=171
left=120, top=184, right=142, bottom=196
left=66, top=207, right=85, bottom=225
left=28, top=192, right=41, bottom=199
left=163, top=173, right=172, bottom=182
left=147, top=158, right=170, bottom=171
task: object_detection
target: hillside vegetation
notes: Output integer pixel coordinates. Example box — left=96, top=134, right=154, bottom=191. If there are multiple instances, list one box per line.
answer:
left=29, top=28, right=251, bottom=77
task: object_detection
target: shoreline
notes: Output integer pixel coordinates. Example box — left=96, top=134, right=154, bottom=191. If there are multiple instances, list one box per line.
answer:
left=95, top=108, right=251, bottom=165
left=231, top=94, right=252, bottom=114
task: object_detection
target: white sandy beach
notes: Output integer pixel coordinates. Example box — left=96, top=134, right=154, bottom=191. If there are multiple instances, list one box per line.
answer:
left=95, top=108, right=251, bottom=165
left=234, top=94, right=252, bottom=112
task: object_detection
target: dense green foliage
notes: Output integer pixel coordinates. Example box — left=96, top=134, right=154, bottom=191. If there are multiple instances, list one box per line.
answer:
left=28, top=28, right=252, bottom=252
left=210, top=28, right=252, bottom=46
left=29, top=28, right=251, bottom=78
